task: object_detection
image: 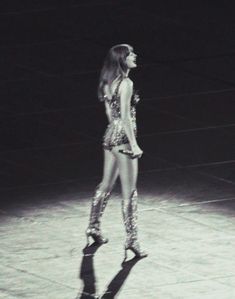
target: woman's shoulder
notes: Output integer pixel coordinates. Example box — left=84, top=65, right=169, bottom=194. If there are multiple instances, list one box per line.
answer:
left=121, top=77, right=133, bottom=85
left=119, top=77, right=133, bottom=91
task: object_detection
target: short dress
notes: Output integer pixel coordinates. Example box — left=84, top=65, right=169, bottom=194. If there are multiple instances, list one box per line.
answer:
left=102, top=79, right=140, bottom=151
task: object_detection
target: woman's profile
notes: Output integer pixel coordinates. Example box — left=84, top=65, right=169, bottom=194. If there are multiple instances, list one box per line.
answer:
left=86, top=44, right=147, bottom=259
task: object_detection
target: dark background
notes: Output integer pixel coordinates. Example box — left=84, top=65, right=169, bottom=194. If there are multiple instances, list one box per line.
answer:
left=1, top=1, right=235, bottom=205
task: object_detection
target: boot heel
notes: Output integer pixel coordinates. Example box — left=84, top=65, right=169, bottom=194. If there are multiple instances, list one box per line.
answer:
left=85, top=228, right=108, bottom=245
left=124, top=248, right=128, bottom=261
left=124, top=241, right=148, bottom=259
left=86, top=234, right=90, bottom=246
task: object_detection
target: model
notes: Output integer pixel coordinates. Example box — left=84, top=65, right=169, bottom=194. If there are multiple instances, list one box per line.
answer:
left=86, top=44, right=147, bottom=259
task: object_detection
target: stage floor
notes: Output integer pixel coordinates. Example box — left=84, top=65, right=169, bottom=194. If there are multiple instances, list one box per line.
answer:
left=1, top=168, right=235, bottom=298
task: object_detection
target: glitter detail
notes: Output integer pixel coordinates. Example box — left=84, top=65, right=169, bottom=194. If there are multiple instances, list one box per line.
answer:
left=122, top=189, right=138, bottom=244
left=122, top=190, right=147, bottom=258
left=86, top=185, right=111, bottom=244
left=102, top=80, right=140, bottom=151
left=88, top=185, right=111, bottom=230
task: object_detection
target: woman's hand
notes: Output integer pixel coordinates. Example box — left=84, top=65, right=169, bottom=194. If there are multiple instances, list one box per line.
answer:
left=131, top=144, right=143, bottom=158
left=118, top=144, right=143, bottom=159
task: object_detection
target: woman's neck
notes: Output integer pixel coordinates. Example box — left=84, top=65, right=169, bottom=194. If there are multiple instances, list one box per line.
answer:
left=125, top=69, right=130, bottom=77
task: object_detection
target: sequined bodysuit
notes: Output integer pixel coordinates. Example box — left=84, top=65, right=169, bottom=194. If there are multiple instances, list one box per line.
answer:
left=102, top=79, right=140, bottom=151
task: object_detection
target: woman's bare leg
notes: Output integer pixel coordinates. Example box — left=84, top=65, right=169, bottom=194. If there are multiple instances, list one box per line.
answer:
left=100, top=149, right=119, bottom=193
left=112, top=144, right=147, bottom=258
left=86, top=149, right=119, bottom=244
left=98, top=149, right=119, bottom=217
left=112, top=146, right=138, bottom=238
left=112, top=144, right=138, bottom=197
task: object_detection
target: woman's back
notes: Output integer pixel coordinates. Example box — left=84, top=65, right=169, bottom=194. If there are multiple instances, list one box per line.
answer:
left=103, top=76, right=123, bottom=100
left=103, top=77, right=138, bottom=121
left=102, top=77, right=139, bottom=150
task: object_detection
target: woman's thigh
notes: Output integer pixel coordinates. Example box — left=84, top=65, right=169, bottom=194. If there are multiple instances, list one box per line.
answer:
left=100, top=149, right=119, bottom=192
left=111, top=144, right=138, bottom=199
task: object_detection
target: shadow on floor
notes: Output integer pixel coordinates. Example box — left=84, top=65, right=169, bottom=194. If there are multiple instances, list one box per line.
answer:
left=77, top=243, right=142, bottom=299
left=77, top=243, right=101, bottom=299
left=100, top=257, right=141, bottom=299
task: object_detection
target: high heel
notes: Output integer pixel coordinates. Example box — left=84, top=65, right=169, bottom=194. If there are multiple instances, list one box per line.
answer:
left=86, top=227, right=108, bottom=245
left=124, top=241, right=148, bottom=260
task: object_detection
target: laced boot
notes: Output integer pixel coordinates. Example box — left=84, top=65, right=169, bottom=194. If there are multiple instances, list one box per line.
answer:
left=122, top=190, right=147, bottom=259
left=86, top=185, right=110, bottom=245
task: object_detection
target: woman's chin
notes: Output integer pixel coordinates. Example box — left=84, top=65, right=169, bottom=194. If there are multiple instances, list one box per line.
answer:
left=127, top=63, right=137, bottom=70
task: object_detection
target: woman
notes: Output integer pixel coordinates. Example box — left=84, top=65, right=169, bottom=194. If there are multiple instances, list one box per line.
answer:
left=86, top=44, right=147, bottom=259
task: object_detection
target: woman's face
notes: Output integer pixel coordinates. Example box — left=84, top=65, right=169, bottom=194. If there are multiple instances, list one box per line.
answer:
left=126, top=48, right=137, bottom=69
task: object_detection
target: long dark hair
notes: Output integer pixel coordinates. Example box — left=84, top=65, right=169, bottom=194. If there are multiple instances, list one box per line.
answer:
left=98, top=44, right=133, bottom=101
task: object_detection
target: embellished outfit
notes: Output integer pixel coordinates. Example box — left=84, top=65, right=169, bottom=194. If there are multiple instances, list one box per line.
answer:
left=102, top=79, right=140, bottom=151
left=86, top=78, right=147, bottom=259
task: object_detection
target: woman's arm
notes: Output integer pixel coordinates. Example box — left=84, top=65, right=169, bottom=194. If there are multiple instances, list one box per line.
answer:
left=103, top=84, right=112, bottom=123
left=104, top=100, right=112, bottom=123
left=119, top=78, right=138, bottom=149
